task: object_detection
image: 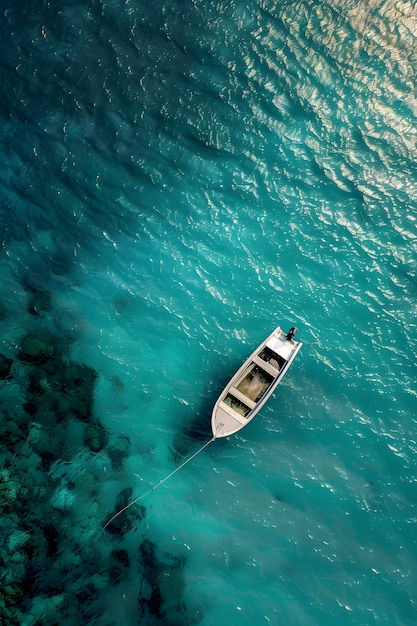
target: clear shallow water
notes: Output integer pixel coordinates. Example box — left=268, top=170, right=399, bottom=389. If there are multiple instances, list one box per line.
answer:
left=0, top=0, right=416, bottom=624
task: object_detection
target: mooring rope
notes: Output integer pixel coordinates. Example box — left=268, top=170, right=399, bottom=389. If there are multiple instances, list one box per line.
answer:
left=104, top=435, right=216, bottom=529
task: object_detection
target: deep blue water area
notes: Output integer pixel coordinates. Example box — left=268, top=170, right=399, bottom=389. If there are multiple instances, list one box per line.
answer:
left=1, top=0, right=417, bottom=624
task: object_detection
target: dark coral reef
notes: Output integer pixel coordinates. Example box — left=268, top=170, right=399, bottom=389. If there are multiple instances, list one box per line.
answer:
left=0, top=285, right=199, bottom=625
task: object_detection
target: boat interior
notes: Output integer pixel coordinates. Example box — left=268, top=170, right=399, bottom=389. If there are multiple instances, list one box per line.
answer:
left=221, top=346, right=286, bottom=418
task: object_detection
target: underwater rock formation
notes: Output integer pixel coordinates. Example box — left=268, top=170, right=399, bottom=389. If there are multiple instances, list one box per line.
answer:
left=61, top=362, right=98, bottom=420
left=108, top=549, right=130, bottom=584
left=138, top=538, right=189, bottom=624
left=19, top=331, right=57, bottom=365
left=23, top=350, right=98, bottom=424
left=83, top=421, right=109, bottom=453
left=0, top=353, right=12, bottom=379
left=104, top=487, right=146, bottom=537
left=21, top=276, right=54, bottom=317
left=106, top=434, right=130, bottom=470
left=110, top=374, right=124, bottom=394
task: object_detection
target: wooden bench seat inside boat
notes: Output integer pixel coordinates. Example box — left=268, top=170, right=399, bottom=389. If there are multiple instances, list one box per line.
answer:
left=252, top=355, right=279, bottom=377
left=229, top=386, right=257, bottom=410
left=218, top=401, right=249, bottom=424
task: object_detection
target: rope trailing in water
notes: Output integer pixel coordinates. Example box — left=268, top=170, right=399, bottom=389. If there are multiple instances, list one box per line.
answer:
left=104, top=435, right=216, bottom=529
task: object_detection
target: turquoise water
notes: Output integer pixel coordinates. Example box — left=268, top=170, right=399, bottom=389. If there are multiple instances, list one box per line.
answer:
left=1, top=0, right=416, bottom=623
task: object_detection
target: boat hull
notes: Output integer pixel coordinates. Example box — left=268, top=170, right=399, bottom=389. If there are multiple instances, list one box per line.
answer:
left=211, top=326, right=302, bottom=438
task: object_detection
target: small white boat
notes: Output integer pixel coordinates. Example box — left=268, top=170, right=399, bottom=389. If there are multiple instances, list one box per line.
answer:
left=211, top=326, right=302, bottom=438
